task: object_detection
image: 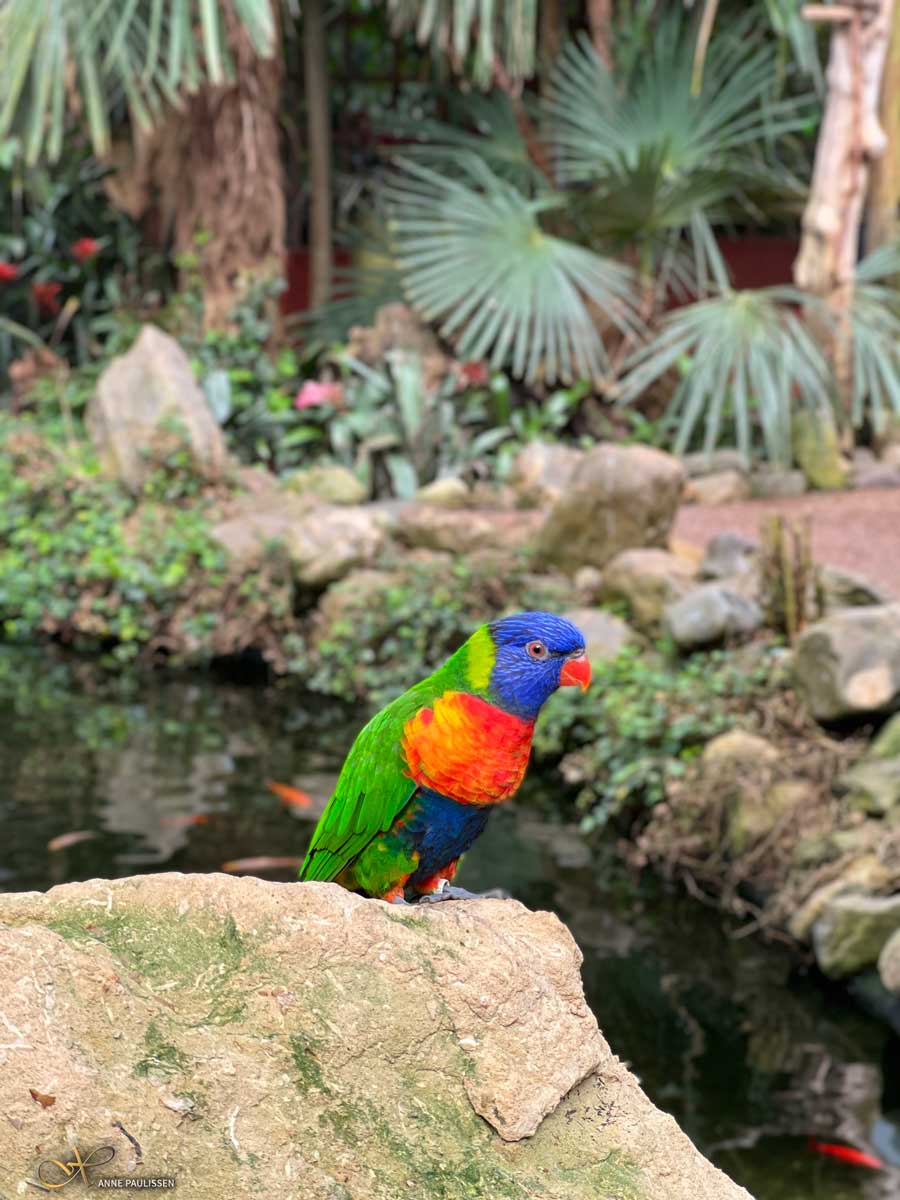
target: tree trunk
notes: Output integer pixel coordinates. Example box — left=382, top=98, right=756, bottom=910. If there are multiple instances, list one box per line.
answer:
left=867, top=0, right=900, bottom=249
left=794, top=0, right=894, bottom=421
left=586, top=0, right=613, bottom=70
left=304, top=0, right=332, bottom=310
left=103, top=7, right=285, bottom=330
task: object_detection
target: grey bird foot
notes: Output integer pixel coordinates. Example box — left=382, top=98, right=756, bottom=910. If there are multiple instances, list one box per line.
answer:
left=416, top=885, right=500, bottom=903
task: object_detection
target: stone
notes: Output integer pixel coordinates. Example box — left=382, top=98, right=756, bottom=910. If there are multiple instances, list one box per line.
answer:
left=811, top=893, right=900, bottom=978
left=212, top=496, right=386, bottom=586
left=395, top=504, right=544, bottom=556
left=749, top=467, right=807, bottom=498
left=0, top=874, right=751, bottom=1200
left=536, top=444, right=685, bottom=573
left=509, top=441, right=584, bottom=507
left=282, top=463, right=367, bottom=505
left=664, top=583, right=763, bottom=650
left=573, top=565, right=605, bottom=600
left=819, top=565, right=892, bottom=613
left=681, top=449, right=748, bottom=478
left=415, top=476, right=471, bottom=508
left=725, top=780, right=812, bottom=857
left=699, top=532, right=758, bottom=581
left=788, top=855, right=894, bottom=941
left=703, top=729, right=779, bottom=768
left=600, top=548, right=696, bottom=632
left=682, top=469, right=751, bottom=506
left=880, top=443, right=900, bottom=470
left=838, top=758, right=900, bottom=814
left=794, top=605, right=900, bottom=722
left=792, top=407, right=849, bottom=490
left=86, top=325, right=228, bottom=492
left=871, top=712, right=900, bottom=758
left=852, top=462, right=900, bottom=490
left=561, top=607, right=635, bottom=662
left=878, top=928, right=900, bottom=994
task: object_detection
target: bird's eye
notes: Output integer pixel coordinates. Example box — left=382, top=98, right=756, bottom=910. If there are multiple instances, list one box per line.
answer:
left=526, top=640, right=548, bottom=660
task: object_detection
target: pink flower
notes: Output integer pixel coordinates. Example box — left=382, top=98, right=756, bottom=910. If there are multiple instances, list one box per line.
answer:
left=0, top=261, right=19, bottom=283
left=71, top=237, right=101, bottom=263
left=294, top=380, right=343, bottom=409
left=454, top=360, right=490, bottom=390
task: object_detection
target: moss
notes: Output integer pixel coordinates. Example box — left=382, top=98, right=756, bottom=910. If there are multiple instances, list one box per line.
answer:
left=133, top=1020, right=189, bottom=1078
left=291, top=1033, right=331, bottom=1095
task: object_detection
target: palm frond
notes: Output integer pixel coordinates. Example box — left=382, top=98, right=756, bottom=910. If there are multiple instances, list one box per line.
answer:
left=619, top=287, right=830, bottom=465
left=384, top=156, right=640, bottom=386
left=851, top=244, right=900, bottom=434
left=0, top=0, right=276, bottom=163
left=388, top=0, right=537, bottom=88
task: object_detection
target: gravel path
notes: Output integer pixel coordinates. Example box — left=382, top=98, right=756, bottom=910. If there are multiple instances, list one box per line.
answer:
left=673, top=487, right=900, bottom=598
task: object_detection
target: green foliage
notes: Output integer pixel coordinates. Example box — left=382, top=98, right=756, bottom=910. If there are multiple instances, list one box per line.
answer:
left=290, top=555, right=573, bottom=707
left=0, top=140, right=156, bottom=381
left=0, top=414, right=227, bottom=659
left=850, top=242, right=900, bottom=435
left=618, top=287, right=829, bottom=465
left=0, top=0, right=275, bottom=163
left=533, top=643, right=774, bottom=831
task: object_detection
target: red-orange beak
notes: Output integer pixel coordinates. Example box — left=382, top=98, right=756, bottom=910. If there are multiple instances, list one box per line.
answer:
left=559, top=653, right=591, bottom=692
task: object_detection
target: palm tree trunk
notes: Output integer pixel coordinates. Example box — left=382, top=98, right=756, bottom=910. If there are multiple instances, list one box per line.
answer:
left=586, top=0, right=613, bottom=69
left=867, top=0, right=900, bottom=249
left=304, top=0, right=332, bottom=309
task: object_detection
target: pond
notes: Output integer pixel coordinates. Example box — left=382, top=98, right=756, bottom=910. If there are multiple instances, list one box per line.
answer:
left=2, top=645, right=899, bottom=1200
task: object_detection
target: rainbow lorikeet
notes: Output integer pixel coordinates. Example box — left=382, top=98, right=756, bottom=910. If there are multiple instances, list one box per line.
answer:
left=299, top=611, right=590, bottom=903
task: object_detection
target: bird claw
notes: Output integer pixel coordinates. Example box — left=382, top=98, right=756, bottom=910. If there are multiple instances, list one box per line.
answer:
left=415, top=885, right=498, bottom=903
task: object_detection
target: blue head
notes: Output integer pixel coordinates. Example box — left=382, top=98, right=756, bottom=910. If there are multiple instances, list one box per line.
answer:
left=486, top=611, right=590, bottom=721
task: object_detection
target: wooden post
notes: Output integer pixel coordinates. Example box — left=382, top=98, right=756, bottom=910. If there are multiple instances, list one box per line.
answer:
left=304, top=0, right=332, bottom=310
left=794, top=0, right=895, bottom=425
left=867, top=0, right=900, bottom=248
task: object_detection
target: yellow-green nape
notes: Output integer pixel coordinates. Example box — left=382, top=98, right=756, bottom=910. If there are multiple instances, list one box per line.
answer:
left=464, top=625, right=496, bottom=691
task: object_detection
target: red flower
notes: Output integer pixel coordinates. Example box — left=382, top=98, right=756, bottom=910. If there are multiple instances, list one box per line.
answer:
left=0, top=261, right=19, bottom=283
left=71, top=237, right=101, bottom=263
left=32, top=281, right=62, bottom=315
left=294, top=380, right=343, bottom=409
left=454, top=360, right=490, bottom=390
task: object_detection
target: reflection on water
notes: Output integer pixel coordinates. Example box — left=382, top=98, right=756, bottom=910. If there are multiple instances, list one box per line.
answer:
left=1, top=646, right=899, bottom=1200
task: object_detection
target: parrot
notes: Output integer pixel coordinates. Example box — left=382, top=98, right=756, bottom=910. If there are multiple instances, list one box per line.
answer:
left=299, top=611, right=590, bottom=903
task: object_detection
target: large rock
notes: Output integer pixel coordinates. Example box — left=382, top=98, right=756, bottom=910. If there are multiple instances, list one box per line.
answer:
left=395, top=504, right=544, bottom=556
left=812, top=893, right=900, bottom=978
left=665, top=584, right=762, bottom=650
left=600, top=549, right=696, bottom=632
left=788, top=855, right=894, bottom=941
left=213, top=495, right=386, bottom=586
left=682, top=470, right=750, bottom=506
left=792, top=407, right=849, bottom=490
left=699, top=533, right=758, bottom=581
left=749, top=468, right=807, bottom=499
left=725, top=780, right=811, bottom=858
left=510, top=441, right=584, bottom=507
left=837, top=758, right=900, bottom=815
left=879, top=927, right=900, bottom=994
left=794, top=605, right=900, bottom=722
left=536, top=444, right=684, bottom=573
left=0, top=874, right=750, bottom=1200
left=282, top=464, right=368, bottom=505
left=819, top=565, right=892, bottom=614
left=86, top=325, right=228, bottom=492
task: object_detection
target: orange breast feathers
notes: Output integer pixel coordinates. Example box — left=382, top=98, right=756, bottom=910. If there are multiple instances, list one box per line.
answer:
left=401, top=692, right=535, bottom=806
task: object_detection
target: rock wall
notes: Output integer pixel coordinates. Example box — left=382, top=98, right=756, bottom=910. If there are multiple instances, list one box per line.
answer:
left=0, top=874, right=749, bottom=1200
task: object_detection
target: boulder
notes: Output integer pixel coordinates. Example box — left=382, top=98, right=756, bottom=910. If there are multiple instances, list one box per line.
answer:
left=415, top=477, right=471, bottom=508
left=212, top=495, right=386, bottom=586
left=509, top=441, right=584, bottom=507
left=794, top=605, right=900, bottom=722
left=788, top=855, right=895, bottom=941
left=682, top=469, right=750, bottom=506
left=837, top=758, right=900, bottom=815
left=395, top=504, right=544, bottom=556
left=86, top=325, right=228, bottom=492
left=665, top=584, right=762, bottom=650
left=0, top=874, right=750, bottom=1200
left=792, top=407, right=849, bottom=490
left=536, top=444, right=684, bottom=573
left=878, top=928, right=900, bottom=994
left=561, top=607, right=635, bottom=662
left=703, top=729, right=779, bottom=768
left=699, top=532, right=758, bottom=581
left=681, top=449, right=747, bottom=478
left=811, top=893, right=900, bottom=978
left=852, top=462, right=900, bottom=490
left=749, top=468, right=807, bottom=499
left=819, top=565, right=892, bottom=613
left=282, top=464, right=368, bottom=505
left=600, top=548, right=696, bottom=632
left=725, top=780, right=811, bottom=858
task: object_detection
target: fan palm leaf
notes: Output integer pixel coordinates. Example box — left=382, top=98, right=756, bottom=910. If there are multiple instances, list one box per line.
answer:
left=850, top=243, right=900, bottom=434
left=0, top=0, right=275, bottom=163
left=385, top=156, right=640, bottom=385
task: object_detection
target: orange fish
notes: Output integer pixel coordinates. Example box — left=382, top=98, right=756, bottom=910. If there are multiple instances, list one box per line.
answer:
left=807, top=1139, right=885, bottom=1170
left=222, top=856, right=303, bottom=873
left=265, top=780, right=312, bottom=809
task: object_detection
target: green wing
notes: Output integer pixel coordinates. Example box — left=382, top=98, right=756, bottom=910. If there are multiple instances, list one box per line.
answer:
left=298, top=685, right=429, bottom=883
